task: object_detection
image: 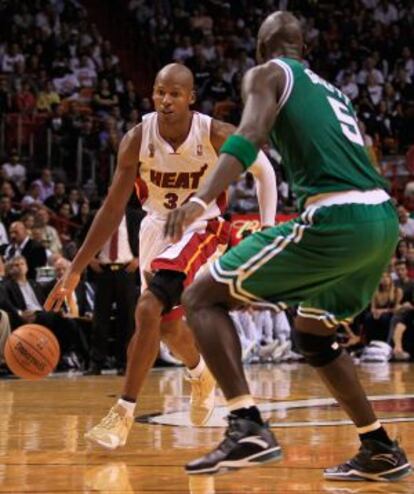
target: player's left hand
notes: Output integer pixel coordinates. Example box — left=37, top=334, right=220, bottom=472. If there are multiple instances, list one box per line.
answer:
left=164, top=202, right=204, bottom=242
left=44, top=270, right=81, bottom=312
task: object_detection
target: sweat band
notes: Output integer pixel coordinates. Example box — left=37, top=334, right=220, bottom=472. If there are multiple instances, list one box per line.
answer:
left=220, top=135, right=258, bottom=170
left=189, top=196, right=208, bottom=211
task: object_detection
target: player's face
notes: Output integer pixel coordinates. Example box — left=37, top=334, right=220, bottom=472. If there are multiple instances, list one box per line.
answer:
left=153, top=80, right=194, bottom=123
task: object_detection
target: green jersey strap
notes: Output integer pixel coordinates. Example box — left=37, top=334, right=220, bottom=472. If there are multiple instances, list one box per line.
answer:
left=270, top=58, right=295, bottom=111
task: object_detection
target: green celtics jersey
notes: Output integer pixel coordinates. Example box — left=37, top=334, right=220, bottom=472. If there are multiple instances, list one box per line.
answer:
left=269, top=57, right=388, bottom=210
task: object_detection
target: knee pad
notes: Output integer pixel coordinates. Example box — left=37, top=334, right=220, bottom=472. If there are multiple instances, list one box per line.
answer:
left=148, top=270, right=186, bottom=314
left=293, top=330, right=342, bottom=367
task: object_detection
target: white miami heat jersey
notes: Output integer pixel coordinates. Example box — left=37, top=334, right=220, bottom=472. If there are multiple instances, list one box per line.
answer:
left=136, top=111, right=226, bottom=219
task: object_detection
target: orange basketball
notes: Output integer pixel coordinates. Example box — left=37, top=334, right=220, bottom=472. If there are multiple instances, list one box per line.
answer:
left=4, top=324, right=60, bottom=380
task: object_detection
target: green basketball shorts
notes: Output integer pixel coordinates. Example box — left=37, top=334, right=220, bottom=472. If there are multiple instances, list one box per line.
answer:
left=211, top=199, right=398, bottom=327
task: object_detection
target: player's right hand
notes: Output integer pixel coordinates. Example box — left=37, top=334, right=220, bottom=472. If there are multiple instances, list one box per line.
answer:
left=164, top=201, right=204, bottom=242
left=44, top=271, right=81, bottom=312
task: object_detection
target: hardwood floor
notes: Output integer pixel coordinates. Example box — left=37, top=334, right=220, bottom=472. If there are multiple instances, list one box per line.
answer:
left=0, top=362, right=413, bottom=493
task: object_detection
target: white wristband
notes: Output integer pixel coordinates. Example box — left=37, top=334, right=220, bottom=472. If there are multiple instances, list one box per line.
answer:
left=189, top=197, right=208, bottom=211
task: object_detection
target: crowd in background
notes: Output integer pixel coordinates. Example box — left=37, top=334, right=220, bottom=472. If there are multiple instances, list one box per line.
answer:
left=0, top=0, right=413, bottom=374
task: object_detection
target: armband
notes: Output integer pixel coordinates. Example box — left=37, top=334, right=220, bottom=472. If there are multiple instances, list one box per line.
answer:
left=189, top=197, right=208, bottom=211
left=220, top=135, right=258, bottom=170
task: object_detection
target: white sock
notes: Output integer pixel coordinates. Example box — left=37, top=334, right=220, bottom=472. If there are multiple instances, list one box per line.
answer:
left=227, top=394, right=255, bottom=412
left=117, top=398, right=136, bottom=417
left=188, top=356, right=206, bottom=378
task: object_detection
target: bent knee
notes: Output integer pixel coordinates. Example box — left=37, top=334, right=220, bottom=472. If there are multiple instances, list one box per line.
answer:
left=136, top=290, right=164, bottom=322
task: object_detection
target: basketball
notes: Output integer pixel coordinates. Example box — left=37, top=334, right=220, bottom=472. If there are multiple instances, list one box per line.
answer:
left=4, top=324, right=60, bottom=380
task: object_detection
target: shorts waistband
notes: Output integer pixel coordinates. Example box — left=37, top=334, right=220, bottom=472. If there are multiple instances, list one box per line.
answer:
left=305, top=189, right=390, bottom=210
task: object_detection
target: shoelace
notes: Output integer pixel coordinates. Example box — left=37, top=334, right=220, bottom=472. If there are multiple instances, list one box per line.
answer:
left=185, top=374, right=202, bottom=400
left=99, top=409, right=124, bottom=430
left=215, top=415, right=245, bottom=450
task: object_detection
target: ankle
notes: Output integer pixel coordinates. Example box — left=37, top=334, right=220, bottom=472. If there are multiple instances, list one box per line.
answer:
left=231, top=406, right=264, bottom=426
left=188, top=356, right=205, bottom=378
left=118, top=398, right=136, bottom=417
left=358, top=422, right=393, bottom=446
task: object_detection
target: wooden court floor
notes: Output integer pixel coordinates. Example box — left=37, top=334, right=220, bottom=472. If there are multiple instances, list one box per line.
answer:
left=0, top=362, right=413, bottom=493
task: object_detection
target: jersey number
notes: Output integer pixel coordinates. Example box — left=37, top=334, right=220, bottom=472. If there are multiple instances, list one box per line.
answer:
left=163, top=193, right=179, bottom=209
left=327, top=96, right=364, bottom=146
left=163, top=192, right=195, bottom=210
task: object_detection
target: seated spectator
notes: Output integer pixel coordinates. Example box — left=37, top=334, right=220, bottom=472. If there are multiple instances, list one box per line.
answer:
left=36, top=80, right=60, bottom=113
left=199, top=67, right=233, bottom=114
left=230, top=308, right=257, bottom=363
left=0, top=220, right=8, bottom=247
left=394, top=238, right=409, bottom=264
left=93, top=78, right=118, bottom=116
left=48, top=256, right=95, bottom=321
left=0, top=195, right=20, bottom=231
left=406, top=244, right=414, bottom=279
left=2, top=150, right=26, bottom=187
left=2, top=256, right=88, bottom=369
left=21, top=212, right=35, bottom=237
left=33, top=168, right=55, bottom=203
left=52, top=66, right=80, bottom=98
left=1, top=43, right=25, bottom=74
left=229, top=172, right=259, bottom=213
left=172, top=36, right=194, bottom=62
left=74, top=200, right=93, bottom=245
left=340, top=71, right=359, bottom=101
left=14, top=81, right=36, bottom=115
left=34, top=206, right=62, bottom=255
left=31, top=226, right=53, bottom=264
left=119, top=79, right=140, bottom=118
left=74, top=55, right=97, bottom=88
left=398, top=205, right=414, bottom=242
left=52, top=201, right=78, bottom=258
left=121, top=108, right=139, bottom=132
left=1, top=180, right=21, bottom=203
left=1, top=221, right=47, bottom=279
left=44, top=181, right=67, bottom=212
left=21, top=182, right=43, bottom=210
left=68, top=187, right=82, bottom=217
left=363, top=271, right=403, bottom=343
left=390, top=261, right=414, bottom=360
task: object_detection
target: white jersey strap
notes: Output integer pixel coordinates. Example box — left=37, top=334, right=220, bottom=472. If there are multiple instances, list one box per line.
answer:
left=270, top=58, right=295, bottom=112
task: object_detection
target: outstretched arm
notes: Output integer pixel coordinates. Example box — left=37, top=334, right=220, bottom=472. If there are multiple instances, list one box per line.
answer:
left=165, top=62, right=285, bottom=241
left=45, top=124, right=142, bottom=311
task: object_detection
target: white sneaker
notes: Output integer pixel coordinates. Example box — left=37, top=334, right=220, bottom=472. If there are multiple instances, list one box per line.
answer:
left=187, top=366, right=216, bottom=426
left=84, top=404, right=133, bottom=449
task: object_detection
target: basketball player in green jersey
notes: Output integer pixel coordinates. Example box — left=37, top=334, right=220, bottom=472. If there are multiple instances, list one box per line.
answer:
left=165, top=11, right=412, bottom=481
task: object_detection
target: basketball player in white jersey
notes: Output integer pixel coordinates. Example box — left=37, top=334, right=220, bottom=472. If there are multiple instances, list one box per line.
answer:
left=45, top=63, right=277, bottom=449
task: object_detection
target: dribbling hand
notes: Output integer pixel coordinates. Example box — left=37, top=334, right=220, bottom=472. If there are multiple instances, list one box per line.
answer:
left=44, top=271, right=81, bottom=312
left=164, top=202, right=205, bottom=242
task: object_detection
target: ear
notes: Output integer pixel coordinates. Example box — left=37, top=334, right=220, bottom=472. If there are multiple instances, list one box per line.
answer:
left=189, top=90, right=196, bottom=106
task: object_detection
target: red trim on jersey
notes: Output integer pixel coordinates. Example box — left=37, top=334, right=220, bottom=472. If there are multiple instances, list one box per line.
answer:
left=151, top=219, right=230, bottom=286
left=135, top=176, right=149, bottom=204
left=161, top=306, right=184, bottom=322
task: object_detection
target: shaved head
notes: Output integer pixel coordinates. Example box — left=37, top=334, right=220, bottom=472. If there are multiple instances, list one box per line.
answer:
left=153, top=63, right=195, bottom=125
left=257, top=11, right=303, bottom=63
left=155, top=63, right=194, bottom=91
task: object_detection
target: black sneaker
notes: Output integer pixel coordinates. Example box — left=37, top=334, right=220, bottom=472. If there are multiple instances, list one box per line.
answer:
left=324, top=439, right=412, bottom=481
left=83, top=362, right=102, bottom=376
left=185, top=414, right=282, bottom=475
